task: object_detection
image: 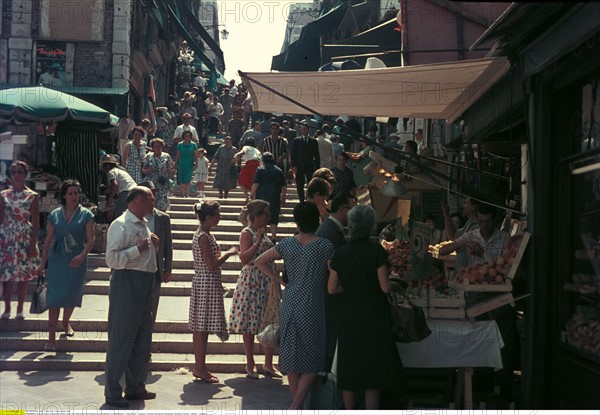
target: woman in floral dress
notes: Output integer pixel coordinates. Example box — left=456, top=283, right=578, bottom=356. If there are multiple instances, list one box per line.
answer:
left=142, top=138, right=174, bottom=211
left=228, top=200, right=281, bottom=379
left=0, top=161, right=40, bottom=320
left=122, top=126, right=148, bottom=183
left=189, top=201, right=238, bottom=384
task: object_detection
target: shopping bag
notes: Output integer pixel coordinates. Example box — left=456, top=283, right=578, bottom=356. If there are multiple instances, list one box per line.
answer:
left=29, top=275, right=48, bottom=314
left=389, top=293, right=431, bottom=343
left=256, top=323, right=280, bottom=349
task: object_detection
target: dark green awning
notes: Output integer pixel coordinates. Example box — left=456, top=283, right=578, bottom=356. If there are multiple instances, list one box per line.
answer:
left=272, top=3, right=349, bottom=71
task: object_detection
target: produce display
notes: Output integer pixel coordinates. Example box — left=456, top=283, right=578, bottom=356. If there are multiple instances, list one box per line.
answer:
left=565, top=307, right=600, bottom=357
left=420, top=271, right=449, bottom=294
left=454, top=257, right=511, bottom=285
left=453, top=234, right=526, bottom=287
left=429, top=241, right=456, bottom=258
left=381, top=239, right=412, bottom=277
left=563, top=273, right=600, bottom=296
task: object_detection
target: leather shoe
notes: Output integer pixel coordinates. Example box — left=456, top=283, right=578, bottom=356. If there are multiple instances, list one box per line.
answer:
left=105, top=397, right=129, bottom=408
left=124, top=391, right=156, bottom=400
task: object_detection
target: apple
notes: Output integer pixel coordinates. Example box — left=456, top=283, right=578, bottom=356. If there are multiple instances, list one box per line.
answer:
left=495, top=275, right=504, bottom=283
left=488, top=268, right=498, bottom=277
left=468, top=274, right=477, bottom=284
left=496, top=257, right=506, bottom=266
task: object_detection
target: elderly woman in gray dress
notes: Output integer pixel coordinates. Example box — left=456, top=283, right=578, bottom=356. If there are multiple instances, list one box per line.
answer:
left=208, top=136, right=237, bottom=199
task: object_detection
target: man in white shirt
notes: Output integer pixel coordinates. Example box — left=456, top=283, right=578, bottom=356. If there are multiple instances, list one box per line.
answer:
left=228, top=79, right=238, bottom=97
left=104, top=186, right=158, bottom=408
left=193, top=73, right=206, bottom=92
left=315, top=129, right=335, bottom=169
left=101, top=155, right=137, bottom=220
left=173, top=113, right=199, bottom=144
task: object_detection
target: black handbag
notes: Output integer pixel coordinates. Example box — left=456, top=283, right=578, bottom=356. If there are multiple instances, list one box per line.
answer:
left=388, top=292, right=431, bottom=343
left=30, top=274, right=49, bottom=314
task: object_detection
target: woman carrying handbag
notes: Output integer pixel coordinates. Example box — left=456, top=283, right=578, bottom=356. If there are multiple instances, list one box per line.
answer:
left=38, top=179, right=95, bottom=351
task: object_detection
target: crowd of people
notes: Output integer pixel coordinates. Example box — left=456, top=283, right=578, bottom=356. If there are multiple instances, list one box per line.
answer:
left=0, top=78, right=451, bottom=410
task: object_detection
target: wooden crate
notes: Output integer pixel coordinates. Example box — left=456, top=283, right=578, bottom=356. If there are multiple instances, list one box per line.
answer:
left=507, top=232, right=530, bottom=279
left=448, top=279, right=512, bottom=292
left=465, top=293, right=515, bottom=321
left=428, top=287, right=465, bottom=319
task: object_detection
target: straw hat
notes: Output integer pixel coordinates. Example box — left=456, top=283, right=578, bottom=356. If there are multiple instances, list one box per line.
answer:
left=99, top=154, right=119, bottom=166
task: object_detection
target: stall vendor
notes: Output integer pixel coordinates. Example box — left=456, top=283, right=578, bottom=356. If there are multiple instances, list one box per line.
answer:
left=438, top=203, right=517, bottom=403
left=438, top=204, right=507, bottom=263
left=100, top=155, right=136, bottom=221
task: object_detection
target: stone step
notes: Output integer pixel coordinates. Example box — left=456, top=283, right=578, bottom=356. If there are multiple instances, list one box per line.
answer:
left=88, top=253, right=285, bottom=271
left=1, top=318, right=192, bottom=334
left=169, top=219, right=298, bottom=232
left=168, top=203, right=296, bottom=213
left=0, top=295, right=231, bottom=326
left=81, top=280, right=238, bottom=296
left=167, top=210, right=294, bottom=221
left=87, top=267, right=242, bottom=283
left=170, top=229, right=294, bottom=241
left=0, top=331, right=264, bottom=355
left=0, top=351, right=276, bottom=373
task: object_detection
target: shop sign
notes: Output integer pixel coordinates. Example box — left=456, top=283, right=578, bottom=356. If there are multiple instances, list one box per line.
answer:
left=35, top=42, right=67, bottom=87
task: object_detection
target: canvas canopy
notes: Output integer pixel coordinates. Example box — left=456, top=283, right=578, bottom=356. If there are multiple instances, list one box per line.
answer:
left=240, top=57, right=510, bottom=123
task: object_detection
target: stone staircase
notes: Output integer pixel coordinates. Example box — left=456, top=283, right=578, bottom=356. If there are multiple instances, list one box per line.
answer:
left=0, top=175, right=300, bottom=373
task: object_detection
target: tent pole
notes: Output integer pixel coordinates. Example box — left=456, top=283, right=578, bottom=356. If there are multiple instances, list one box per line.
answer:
left=239, top=71, right=324, bottom=118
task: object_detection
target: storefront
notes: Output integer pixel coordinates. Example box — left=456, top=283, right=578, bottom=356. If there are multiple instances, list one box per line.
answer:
left=459, top=2, right=600, bottom=408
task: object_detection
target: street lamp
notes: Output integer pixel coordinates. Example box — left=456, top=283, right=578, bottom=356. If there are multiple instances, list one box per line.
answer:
left=204, top=24, right=229, bottom=40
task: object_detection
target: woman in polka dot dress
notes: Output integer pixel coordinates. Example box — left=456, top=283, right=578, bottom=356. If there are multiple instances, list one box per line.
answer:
left=189, top=201, right=238, bottom=384
left=255, top=202, right=334, bottom=409
left=228, top=200, right=281, bottom=379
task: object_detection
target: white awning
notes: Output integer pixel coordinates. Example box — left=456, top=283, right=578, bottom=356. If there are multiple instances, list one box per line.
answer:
left=240, top=57, right=510, bottom=123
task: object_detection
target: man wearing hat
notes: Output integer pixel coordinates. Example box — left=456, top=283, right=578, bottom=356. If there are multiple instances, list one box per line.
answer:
left=139, top=181, right=172, bottom=330
left=100, top=155, right=137, bottom=220
left=173, top=113, right=199, bottom=146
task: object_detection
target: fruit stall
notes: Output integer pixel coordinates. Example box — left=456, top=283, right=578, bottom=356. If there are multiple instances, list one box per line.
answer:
left=382, top=227, right=530, bottom=321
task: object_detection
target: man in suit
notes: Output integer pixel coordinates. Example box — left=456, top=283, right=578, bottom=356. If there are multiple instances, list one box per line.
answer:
left=139, top=181, right=173, bottom=330
left=291, top=122, right=320, bottom=202
left=282, top=119, right=296, bottom=141
left=316, top=193, right=357, bottom=371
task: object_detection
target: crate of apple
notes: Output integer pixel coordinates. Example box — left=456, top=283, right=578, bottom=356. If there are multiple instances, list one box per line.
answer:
left=452, top=257, right=512, bottom=292
left=420, top=271, right=450, bottom=294
left=381, top=239, right=412, bottom=277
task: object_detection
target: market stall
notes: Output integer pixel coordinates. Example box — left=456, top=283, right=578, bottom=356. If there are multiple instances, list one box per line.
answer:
left=397, top=319, right=504, bottom=409
left=0, top=85, right=117, bottom=202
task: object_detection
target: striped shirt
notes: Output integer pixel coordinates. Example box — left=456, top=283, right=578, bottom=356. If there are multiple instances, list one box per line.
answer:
left=262, top=137, right=289, bottom=167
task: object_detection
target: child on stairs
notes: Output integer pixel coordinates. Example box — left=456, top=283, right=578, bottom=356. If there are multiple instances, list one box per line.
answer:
left=194, top=148, right=209, bottom=198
